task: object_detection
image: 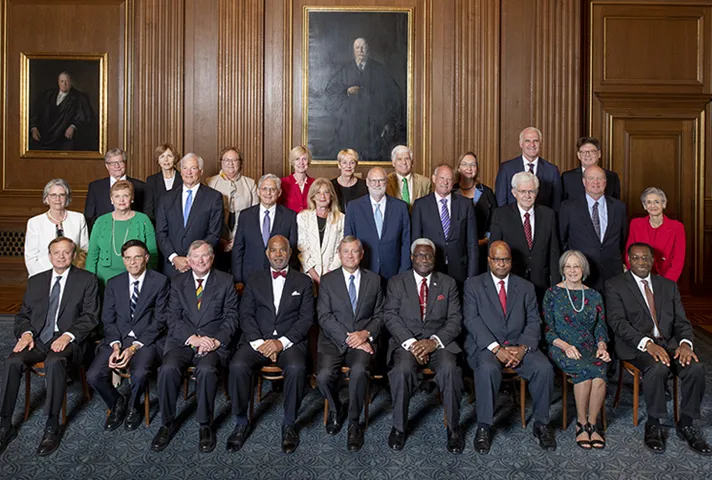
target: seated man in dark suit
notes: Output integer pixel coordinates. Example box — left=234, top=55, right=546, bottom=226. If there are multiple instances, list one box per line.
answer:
left=464, top=240, right=556, bottom=453
left=0, top=237, right=99, bottom=455
left=155, top=153, right=224, bottom=278
left=86, top=240, right=170, bottom=431
left=490, top=171, right=559, bottom=300
left=316, top=236, right=384, bottom=451
left=227, top=235, right=313, bottom=454
left=151, top=240, right=239, bottom=453
left=384, top=238, right=464, bottom=453
left=232, top=174, right=298, bottom=288
left=561, top=137, right=621, bottom=201
left=84, top=148, right=151, bottom=229
left=606, top=243, right=710, bottom=455
left=411, top=164, right=478, bottom=285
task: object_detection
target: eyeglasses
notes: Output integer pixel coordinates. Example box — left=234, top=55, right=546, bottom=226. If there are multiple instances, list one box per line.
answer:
left=222, top=159, right=240, bottom=164
left=413, top=253, right=434, bottom=260
left=577, top=150, right=600, bottom=157
left=368, top=178, right=387, bottom=185
left=629, top=255, right=652, bottom=262
left=122, top=255, right=147, bottom=263
left=260, top=186, right=278, bottom=193
left=182, top=166, right=201, bottom=172
left=105, top=161, right=126, bottom=167
left=460, top=162, right=477, bottom=168
left=644, top=199, right=663, bottom=206
left=47, top=193, right=67, bottom=199
left=489, top=256, right=512, bottom=264
left=515, top=189, right=537, bottom=196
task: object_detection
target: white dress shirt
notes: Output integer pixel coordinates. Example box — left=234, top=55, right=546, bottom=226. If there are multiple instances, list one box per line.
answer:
left=401, top=271, right=444, bottom=351
left=487, top=273, right=510, bottom=352
left=163, top=175, right=175, bottom=191
left=109, top=175, right=128, bottom=188
left=517, top=204, right=535, bottom=240
left=259, top=204, right=277, bottom=233
left=25, top=268, right=75, bottom=342
left=522, top=157, right=539, bottom=175
left=585, top=194, right=608, bottom=242
left=109, top=270, right=147, bottom=347
left=56, top=91, right=68, bottom=105
left=342, top=267, right=361, bottom=300
left=169, top=184, right=202, bottom=262
left=250, top=267, right=294, bottom=352
left=434, top=192, right=452, bottom=218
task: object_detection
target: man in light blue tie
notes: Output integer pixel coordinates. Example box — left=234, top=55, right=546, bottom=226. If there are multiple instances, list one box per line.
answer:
left=315, top=236, right=384, bottom=451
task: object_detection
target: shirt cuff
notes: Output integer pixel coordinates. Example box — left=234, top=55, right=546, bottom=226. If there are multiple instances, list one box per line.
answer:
left=487, top=341, right=500, bottom=352
left=638, top=337, right=653, bottom=352
left=109, top=340, right=121, bottom=347
left=250, top=339, right=265, bottom=351
left=278, top=336, right=293, bottom=351
left=132, top=340, right=144, bottom=348
left=430, top=335, right=444, bottom=349
left=680, top=339, right=693, bottom=350
left=63, top=332, right=75, bottom=343
left=168, top=253, right=178, bottom=262
left=21, top=330, right=33, bottom=338
left=402, top=338, right=416, bottom=351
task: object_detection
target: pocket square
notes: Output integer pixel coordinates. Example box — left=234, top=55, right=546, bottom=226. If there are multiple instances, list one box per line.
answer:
left=437, top=294, right=445, bottom=301
left=291, top=291, right=301, bottom=296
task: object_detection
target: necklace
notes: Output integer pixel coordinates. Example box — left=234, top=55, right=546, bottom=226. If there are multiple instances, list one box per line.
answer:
left=564, top=280, right=585, bottom=313
left=111, top=217, right=130, bottom=257
left=46, top=209, right=67, bottom=224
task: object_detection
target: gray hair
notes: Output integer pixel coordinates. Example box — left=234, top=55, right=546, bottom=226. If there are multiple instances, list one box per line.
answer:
left=559, top=250, right=590, bottom=281
left=42, top=178, right=72, bottom=207
left=339, top=235, right=363, bottom=252
left=518, top=126, right=543, bottom=143
left=258, top=173, right=281, bottom=190
left=640, top=187, right=667, bottom=207
left=390, top=145, right=412, bottom=162
left=104, top=148, right=127, bottom=163
left=188, top=239, right=214, bottom=256
left=180, top=152, right=204, bottom=170
left=511, top=171, right=540, bottom=190
left=410, top=238, right=436, bottom=255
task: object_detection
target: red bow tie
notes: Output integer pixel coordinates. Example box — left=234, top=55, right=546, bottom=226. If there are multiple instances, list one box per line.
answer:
left=272, top=270, right=287, bottom=279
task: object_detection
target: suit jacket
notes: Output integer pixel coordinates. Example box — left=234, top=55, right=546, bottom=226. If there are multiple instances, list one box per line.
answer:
left=155, top=184, right=224, bottom=275
left=495, top=156, right=562, bottom=212
left=14, top=266, right=99, bottom=343
left=84, top=176, right=152, bottom=228
left=625, top=215, right=686, bottom=282
left=317, top=267, right=384, bottom=356
left=239, top=268, right=314, bottom=351
left=453, top=183, right=497, bottom=240
left=164, top=269, right=239, bottom=354
left=561, top=167, right=621, bottom=201
left=384, top=270, right=461, bottom=361
left=386, top=172, right=432, bottom=208
left=232, top=204, right=298, bottom=284
left=489, top=204, right=560, bottom=292
left=462, top=273, right=541, bottom=363
left=344, top=194, right=411, bottom=281
left=297, top=210, right=344, bottom=276
left=411, top=193, right=478, bottom=283
left=145, top=170, right=182, bottom=221
left=559, top=195, right=627, bottom=292
left=101, top=270, right=170, bottom=348
left=605, top=271, right=694, bottom=360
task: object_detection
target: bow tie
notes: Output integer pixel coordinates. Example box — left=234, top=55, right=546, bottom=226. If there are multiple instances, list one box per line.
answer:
left=272, top=270, right=287, bottom=279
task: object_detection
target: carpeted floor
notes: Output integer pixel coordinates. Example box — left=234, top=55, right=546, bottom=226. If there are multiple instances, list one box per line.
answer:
left=1, top=317, right=711, bottom=480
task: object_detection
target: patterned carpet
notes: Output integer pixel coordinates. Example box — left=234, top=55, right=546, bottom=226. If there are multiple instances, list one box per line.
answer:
left=1, top=318, right=711, bottom=480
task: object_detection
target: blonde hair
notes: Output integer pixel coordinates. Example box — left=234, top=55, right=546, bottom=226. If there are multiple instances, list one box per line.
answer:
left=337, top=148, right=359, bottom=165
left=288, top=145, right=312, bottom=169
left=306, top=177, right=343, bottom=223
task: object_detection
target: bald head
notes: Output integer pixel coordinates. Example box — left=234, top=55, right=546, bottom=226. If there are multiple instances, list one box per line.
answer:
left=488, top=240, right=512, bottom=279
left=266, top=235, right=291, bottom=271
left=582, top=165, right=607, bottom=199
left=366, top=167, right=388, bottom=201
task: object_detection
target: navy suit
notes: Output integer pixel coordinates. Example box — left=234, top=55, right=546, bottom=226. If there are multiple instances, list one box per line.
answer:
left=495, top=156, right=562, bottom=212
left=85, top=176, right=152, bottom=229
left=344, top=194, right=411, bottom=282
left=155, top=184, right=224, bottom=278
left=411, top=193, right=478, bottom=284
left=87, top=270, right=169, bottom=409
left=561, top=167, right=621, bottom=201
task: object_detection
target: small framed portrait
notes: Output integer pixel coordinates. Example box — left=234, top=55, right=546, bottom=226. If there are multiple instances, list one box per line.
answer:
left=303, top=7, right=413, bottom=164
left=20, top=53, right=107, bottom=158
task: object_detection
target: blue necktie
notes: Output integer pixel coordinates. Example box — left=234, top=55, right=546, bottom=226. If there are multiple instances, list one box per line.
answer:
left=130, top=280, right=139, bottom=319
left=262, top=210, right=271, bottom=246
left=374, top=204, right=383, bottom=239
left=348, top=274, right=357, bottom=313
left=40, top=276, right=62, bottom=344
left=183, top=189, right=193, bottom=227
left=440, top=198, right=450, bottom=238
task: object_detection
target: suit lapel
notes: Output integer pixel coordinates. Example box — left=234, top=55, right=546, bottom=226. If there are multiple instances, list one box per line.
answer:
left=404, top=273, right=421, bottom=319
left=183, top=273, right=201, bottom=321
left=578, top=196, right=600, bottom=243
left=625, top=272, right=651, bottom=318
left=652, top=275, right=664, bottom=324
left=271, top=206, right=283, bottom=236
left=56, top=267, right=75, bottom=319
left=381, top=196, right=395, bottom=239
left=484, top=275, right=505, bottom=320
left=601, top=196, right=615, bottom=243
left=425, top=272, right=442, bottom=319
left=196, top=271, right=217, bottom=321
left=530, top=205, right=544, bottom=250
left=184, top=185, right=204, bottom=231
left=352, top=270, right=366, bottom=319
left=505, top=276, right=519, bottom=322
left=276, top=270, right=296, bottom=318
left=508, top=204, right=529, bottom=249
left=172, top=188, right=185, bottom=230
left=37, top=271, right=51, bottom=320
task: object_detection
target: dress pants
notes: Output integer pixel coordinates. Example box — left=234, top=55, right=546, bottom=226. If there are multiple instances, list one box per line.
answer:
left=473, top=349, right=554, bottom=426
left=388, top=347, right=462, bottom=432
left=628, top=348, right=706, bottom=420
left=316, top=348, right=372, bottom=425
left=157, top=345, right=227, bottom=425
left=229, top=344, right=307, bottom=426
left=86, top=342, right=161, bottom=409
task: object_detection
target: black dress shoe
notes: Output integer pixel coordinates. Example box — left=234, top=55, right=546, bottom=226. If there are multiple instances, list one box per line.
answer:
left=0, top=425, right=17, bottom=453
left=325, top=407, right=343, bottom=435
left=151, top=424, right=175, bottom=452
left=447, top=425, right=464, bottom=454
left=387, top=427, right=406, bottom=450
left=644, top=424, right=665, bottom=453
left=124, top=408, right=142, bottom=431
left=105, top=395, right=128, bottom=431
left=37, top=426, right=61, bottom=456
left=199, top=426, right=216, bottom=453
left=473, top=425, right=492, bottom=454
left=347, top=424, right=364, bottom=452
left=677, top=425, right=712, bottom=456
left=282, top=425, right=300, bottom=453
left=533, top=423, right=557, bottom=451
left=226, top=424, right=250, bottom=452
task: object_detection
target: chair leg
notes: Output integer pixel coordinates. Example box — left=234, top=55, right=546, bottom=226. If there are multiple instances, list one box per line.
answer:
left=257, top=376, right=263, bottom=403
left=673, top=376, right=679, bottom=423
left=24, top=369, right=31, bottom=421
left=519, top=378, right=526, bottom=428
left=79, top=367, right=91, bottom=402
left=323, top=399, right=329, bottom=426
left=561, top=371, right=568, bottom=430
left=144, top=383, right=151, bottom=427
left=248, top=376, right=256, bottom=422
left=62, top=390, right=68, bottom=426
left=183, top=376, right=189, bottom=400
left=613, top=360, right=624, bottom=408
left=632, top=370, right=640, bottom=427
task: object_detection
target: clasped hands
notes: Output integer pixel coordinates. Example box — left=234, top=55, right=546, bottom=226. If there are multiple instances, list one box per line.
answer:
left=346, top=330, right=373, bottom=355
left=172, top=256, right=191, bottom=273
left=495, top=345, right=526, bottom=368
left=109, top=344, right=136, bottom=369
left=409, top=339, right=438, bottom=365
left=14, top=332, right=72, bottom=353
left=187, top=334, right=221, bottom=356
left=646, top=341, right=697, bottom=367
left=257, top=340, right=283, bottom=363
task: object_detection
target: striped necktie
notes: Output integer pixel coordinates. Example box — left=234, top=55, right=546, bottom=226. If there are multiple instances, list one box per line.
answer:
left=130, top=280, right=139, bottom=318
left=196, top=278, right=204, bottom=310
left=440, top=198, right=450, bottom=238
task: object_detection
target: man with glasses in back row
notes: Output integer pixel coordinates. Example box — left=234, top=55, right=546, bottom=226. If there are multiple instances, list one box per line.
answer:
left=561, top=137, right=621, bottom=201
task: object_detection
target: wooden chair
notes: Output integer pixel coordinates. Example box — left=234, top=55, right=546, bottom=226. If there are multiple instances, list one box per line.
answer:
left=110, top=369, right=151, bottom=427
left=560, top=370, right=607, bottom=430
left=419, top=367, right=448, bottom=426
left=248, top=364, right=284, bottom=421
left=502, top=367, right=527, bottom=428
left=24, top=362, right=91, bottom=426
left=321, top=366, right=383, bottom=429
left=613, top=360, right=679, bottom=426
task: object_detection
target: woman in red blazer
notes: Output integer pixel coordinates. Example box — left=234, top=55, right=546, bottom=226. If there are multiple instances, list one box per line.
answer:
left=280, top=145, right=315, bottom=213
left=625, top=187, right=686, bottom=282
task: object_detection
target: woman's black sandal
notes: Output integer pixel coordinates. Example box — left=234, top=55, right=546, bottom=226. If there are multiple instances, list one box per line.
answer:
left=576, top=422, right=591, bottom=449
left=586, top=422, right=605, bottom=449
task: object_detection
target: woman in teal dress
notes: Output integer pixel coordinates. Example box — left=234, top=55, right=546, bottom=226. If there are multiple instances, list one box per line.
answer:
left=543, top=250, right=611, bottom=450
left=86, top=180, right=157, bottom=287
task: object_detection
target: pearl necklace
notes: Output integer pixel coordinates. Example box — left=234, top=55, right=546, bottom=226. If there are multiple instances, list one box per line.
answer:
left=46, top=209, right=67, bottom=224
left=111, top=217, right=130, bottom=257
left=564, top=280, right=585, bottom=313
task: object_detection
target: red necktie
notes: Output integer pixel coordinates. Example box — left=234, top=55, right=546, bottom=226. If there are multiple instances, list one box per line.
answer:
left=419, top=278, right=428, bottom=320
left=523, top=212, right=533, bottom=249
left=498, top=280, right=507, bottom=315
left=272, top=270, right=287, bottom=279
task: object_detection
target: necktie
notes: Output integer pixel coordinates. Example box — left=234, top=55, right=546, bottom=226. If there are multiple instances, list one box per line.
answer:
left=419, top=278, right=428, bottom=320
left=528, top=163, right=535, bottom=173
left=523, top=212, right=533, bottom=249
left=196, top=278, right=204, bottom=310
left=498, top=280, right=507, bottom=315
left=358, top=63, right=364, bottom=71
left=348, top=274, right=357, bottom=313
left=183, top=189, right=193, bottom=227
left=401, top=177, right=410, bottom=205
left=130, top=280, right=139, bottom=318
left=262, top=210, right=271, bottom=246
left=40, top=276, right=62, bottom=344
left=272, top=270, right=287, bottom=279
left=440, top=198, right=450, bottom=238
left=592, top=201, right=601, bottom=240
left=374, top=203, right=383, bottom=238
left=641, top=280, right=661, bottom=338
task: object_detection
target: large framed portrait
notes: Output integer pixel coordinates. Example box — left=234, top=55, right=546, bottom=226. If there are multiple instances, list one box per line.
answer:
left=20, top=53, right=107, bottom=158
left=303, top=7, right=413, bottom=164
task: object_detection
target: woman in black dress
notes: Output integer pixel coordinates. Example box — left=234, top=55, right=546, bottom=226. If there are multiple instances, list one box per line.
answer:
left=331, top=148, right=368, bottom=213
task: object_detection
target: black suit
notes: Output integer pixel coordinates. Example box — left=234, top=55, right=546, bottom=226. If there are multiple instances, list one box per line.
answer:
left=489, top=204, right=560, bottom=299
left=84, top=177, right=151, bottom=229
left=495, top=156, right=562, bottom=212
left=463, top=273, right=553, bottom=426
left=86, top=270, right=169, bottom=409
left=231, top=204, right=298, bottom=284
left=559, top=195, right=627, bottom=292
left=157, top=269, right=239, bottom=426
left=411, top=193, right=478, bottom=284
left=606, top=272, right=704, bottom=420
left=1, top=267, right=99, bottom=426
left=229, top=268, right=314, bottom=426
left=316, top=268, right=384, bottom=425
left=561, top=167, right=621, bottom=201
left=145, top=170, right=183, bottom=221
left=384, top=270, right=462, bottom=431
left=155, top=184, right=224, bottom=278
